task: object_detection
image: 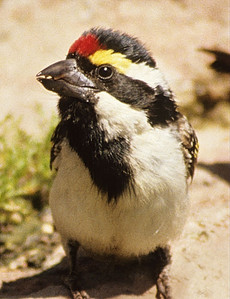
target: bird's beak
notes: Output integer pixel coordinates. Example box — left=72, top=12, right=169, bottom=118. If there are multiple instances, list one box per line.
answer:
left=36, top=58, right=96, bottom=98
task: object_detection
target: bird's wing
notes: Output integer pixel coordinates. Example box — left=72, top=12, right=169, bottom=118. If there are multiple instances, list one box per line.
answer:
left=50, top=122, right=65, bottom=170
left=176, top=114, right=199, bottom=180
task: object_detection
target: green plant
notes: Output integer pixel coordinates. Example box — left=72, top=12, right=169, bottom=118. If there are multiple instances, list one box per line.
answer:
left=0, top=113, right=57, bottom=225
left=0, top=113, right=59, bottom=267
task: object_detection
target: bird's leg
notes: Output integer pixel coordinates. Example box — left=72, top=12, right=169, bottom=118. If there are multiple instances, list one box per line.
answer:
left=155, top=246, right=172, bottom=299
left=156, top=264, right=172, bottom=299
left=64, top=239, right=90, bottom=299
left=68, top=239, right=79, bottom=275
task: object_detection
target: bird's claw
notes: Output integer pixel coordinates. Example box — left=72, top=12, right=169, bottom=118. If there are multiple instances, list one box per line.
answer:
left=71, top=289, right=90, bottom=299
left=155, top=269, right=172, bottom=299
left=63, top=274, right=90, bottom=299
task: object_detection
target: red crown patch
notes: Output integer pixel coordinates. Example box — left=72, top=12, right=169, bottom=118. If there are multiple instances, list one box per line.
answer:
left=68, top=33, right=103, bottom=57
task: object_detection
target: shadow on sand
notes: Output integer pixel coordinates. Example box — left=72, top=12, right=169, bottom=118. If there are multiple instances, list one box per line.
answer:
left=0, top=247, right=170, bottom=298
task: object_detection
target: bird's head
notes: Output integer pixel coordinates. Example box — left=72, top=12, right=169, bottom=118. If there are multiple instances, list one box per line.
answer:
left=36, top=28, right=177, bottom=126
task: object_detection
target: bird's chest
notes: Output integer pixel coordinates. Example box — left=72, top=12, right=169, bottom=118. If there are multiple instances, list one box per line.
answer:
left=49, top=135, right=188, bottom=257
left=49, top=142, right=139, bottom=252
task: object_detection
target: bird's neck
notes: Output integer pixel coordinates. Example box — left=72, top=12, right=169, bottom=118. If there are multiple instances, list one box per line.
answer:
left=58, top=97, right=133, bottom=203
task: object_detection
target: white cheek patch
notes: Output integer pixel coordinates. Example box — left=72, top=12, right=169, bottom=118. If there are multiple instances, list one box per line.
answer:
left=126, top=62, right=169, bottom=91
left=95, top=91, right=150, bottom=141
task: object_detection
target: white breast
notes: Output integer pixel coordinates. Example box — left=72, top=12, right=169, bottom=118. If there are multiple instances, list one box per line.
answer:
left=49, top=123, right=188, bottom=258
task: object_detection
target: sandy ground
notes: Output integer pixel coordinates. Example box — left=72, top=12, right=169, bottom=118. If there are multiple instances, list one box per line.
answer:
left=0, top=1, right=229, bottom=298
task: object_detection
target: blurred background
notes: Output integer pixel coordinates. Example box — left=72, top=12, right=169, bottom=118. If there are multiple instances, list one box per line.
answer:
left=0, top=1, right=229, bottom=298
left=0, top=0, right=229, bottom=130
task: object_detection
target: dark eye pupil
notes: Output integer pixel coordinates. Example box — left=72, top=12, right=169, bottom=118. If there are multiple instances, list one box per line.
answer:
left=98, top=65, right=113, bottom=79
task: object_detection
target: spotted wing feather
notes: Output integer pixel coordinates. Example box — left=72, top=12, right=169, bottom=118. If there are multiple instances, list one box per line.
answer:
left=177, top=114, right=199, bottom=180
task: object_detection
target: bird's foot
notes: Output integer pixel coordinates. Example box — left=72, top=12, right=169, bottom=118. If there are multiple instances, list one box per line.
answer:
left=148, top=246, right=172, bottom=299
left=64, top=273, right=90, bottom=299
left=155, top=266, right=172, bottom=299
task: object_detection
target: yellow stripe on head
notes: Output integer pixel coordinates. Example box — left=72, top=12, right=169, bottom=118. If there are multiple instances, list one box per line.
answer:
left=89, top=49, right=132, bottom=74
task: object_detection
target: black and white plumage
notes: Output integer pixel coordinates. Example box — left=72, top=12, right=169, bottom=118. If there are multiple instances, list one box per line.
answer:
left=36, top=28, right=198, bottom=298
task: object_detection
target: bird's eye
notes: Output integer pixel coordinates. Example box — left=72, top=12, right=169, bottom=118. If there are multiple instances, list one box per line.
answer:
left=97, top=65, right=114, bottom=80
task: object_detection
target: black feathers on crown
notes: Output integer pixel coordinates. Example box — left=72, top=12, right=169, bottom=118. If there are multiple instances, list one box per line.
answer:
left=84, top=28, right=156, bottom=68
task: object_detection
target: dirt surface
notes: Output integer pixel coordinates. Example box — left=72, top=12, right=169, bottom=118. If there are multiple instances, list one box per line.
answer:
left=0, top=1, right=229, bottom=299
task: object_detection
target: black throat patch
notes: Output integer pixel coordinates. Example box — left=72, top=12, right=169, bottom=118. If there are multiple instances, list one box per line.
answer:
left=53, top=97, right=133, bottom=203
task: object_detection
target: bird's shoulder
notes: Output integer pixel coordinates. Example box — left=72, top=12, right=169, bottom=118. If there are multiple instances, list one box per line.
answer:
left=174, top=113, right=198, bottom=180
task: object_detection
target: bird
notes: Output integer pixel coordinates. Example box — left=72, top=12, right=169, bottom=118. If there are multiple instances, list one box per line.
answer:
left=36, top=28, right=198, bottom=299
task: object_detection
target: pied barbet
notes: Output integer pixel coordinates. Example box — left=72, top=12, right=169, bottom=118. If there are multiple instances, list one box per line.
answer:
left=36, top=28, right=198, bottom=299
